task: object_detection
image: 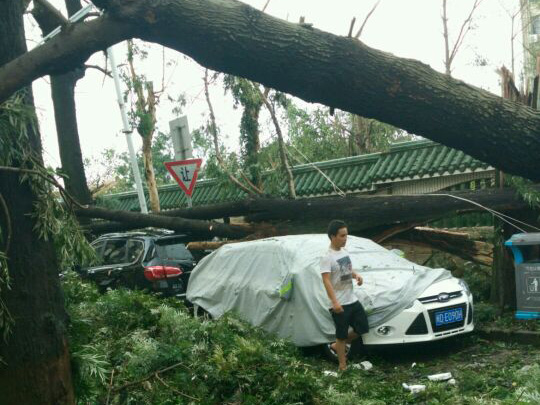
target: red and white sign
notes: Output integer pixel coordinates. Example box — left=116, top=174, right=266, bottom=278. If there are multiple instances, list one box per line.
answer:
left=164, top=159, right=203, bottom=197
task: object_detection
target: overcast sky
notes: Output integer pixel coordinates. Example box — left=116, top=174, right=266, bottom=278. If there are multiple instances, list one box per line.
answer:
left=25, top=0, right=522, bottom=174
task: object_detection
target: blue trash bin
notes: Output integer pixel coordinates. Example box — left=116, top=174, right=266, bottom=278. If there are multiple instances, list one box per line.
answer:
left=505, top=233, right=540, bottom=320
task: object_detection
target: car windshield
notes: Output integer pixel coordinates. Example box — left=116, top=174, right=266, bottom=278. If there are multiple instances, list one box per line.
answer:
left=101, top=239, right=128, bottom=265
left=155, top=239, right=193, bottom=261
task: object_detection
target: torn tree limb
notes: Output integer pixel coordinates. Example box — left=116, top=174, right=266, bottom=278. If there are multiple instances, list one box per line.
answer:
left=82, top=186, right=534, bottom=236
left=1, top=0, right=539, bottom=180
left=75, top=205, right=257, bottom=238
left=244, top=187, right=534, bottom=226
left=396, top=227, right=493, bottom=267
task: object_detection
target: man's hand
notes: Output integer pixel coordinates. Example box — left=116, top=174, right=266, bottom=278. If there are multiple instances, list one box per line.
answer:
left=353, top=273, right=363, bottom=286
left=332, top=302, right=344, bottom=313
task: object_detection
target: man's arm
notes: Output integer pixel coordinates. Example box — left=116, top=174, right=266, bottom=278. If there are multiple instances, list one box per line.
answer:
left=352, top=271, right=363, bottom=286
left=322, top=272, right=343, bottom=313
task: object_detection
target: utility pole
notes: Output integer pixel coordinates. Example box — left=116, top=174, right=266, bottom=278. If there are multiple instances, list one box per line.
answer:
left=39, top=4, right=149, bottom=213
left=108, top=46, right=149, bottom=213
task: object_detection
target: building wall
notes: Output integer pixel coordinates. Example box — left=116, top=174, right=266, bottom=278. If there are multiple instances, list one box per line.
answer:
left=521, top=0, right=540, bottom=90
left=372, top=171, right=494, bottom=196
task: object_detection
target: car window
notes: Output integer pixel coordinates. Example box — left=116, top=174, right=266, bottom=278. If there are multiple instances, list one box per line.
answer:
left=126, top=239, right=144, bottom=263
left=155, top=239, right=193, bottom=261
left=91, top=240, right=106, bottom=253
left=101, top=239, right=127, bottom=265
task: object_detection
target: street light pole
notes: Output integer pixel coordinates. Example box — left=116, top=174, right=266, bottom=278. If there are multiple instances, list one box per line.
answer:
left=38, top=4, right=149, bottom=214
left=107, top=46, right=148, bottom=214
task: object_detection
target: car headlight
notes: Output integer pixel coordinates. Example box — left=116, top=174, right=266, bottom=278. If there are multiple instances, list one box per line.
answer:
left=458, top=279, right=471, bottom=297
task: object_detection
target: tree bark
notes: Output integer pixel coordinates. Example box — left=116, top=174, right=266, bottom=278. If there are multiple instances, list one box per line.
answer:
left=0, top=2, right=74, bottom=403
left=0, top=0, right=539, bottom=180
left=259, top=87, right=296, bottom=199
left=397, top=226, right=493, bottom=266
left=32, top=0, right=93, bottom=206
left=82, top=186, right=532, bottom=236
left=142, top=133, right=160, bottom=212
left=76, top=205, right=259, bottom=239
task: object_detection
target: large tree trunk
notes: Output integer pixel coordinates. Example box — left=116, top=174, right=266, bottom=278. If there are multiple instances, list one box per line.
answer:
left=76, top=205, right=259, bottom=238
left=82, top=186, right=531, bottom=236
left=1, top=0, right=539, bottom=180
left=142, top=134, right=161, bottom=212
left=32, top=0, right=93, bottom=205
left=0, top=2, right=75, bottom=404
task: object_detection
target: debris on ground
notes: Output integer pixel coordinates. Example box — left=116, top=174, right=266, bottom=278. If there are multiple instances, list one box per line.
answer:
left=323, top=370, right=338, bottom=377
left=402, top=383, right=426, bottom=394
left=427, top=372, right=453, bottom=381
left=360, top=361, right=373, bottom=370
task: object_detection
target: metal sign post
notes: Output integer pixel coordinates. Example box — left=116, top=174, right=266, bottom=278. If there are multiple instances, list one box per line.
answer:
left=169, top=117, right=195, bottom=207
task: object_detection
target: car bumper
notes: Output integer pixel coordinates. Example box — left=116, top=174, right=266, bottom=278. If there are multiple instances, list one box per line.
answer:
left=362, top=296, right=474, bottom=345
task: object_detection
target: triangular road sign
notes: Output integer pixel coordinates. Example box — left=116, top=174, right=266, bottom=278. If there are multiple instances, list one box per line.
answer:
left=164, top=159, right=203, bottom=197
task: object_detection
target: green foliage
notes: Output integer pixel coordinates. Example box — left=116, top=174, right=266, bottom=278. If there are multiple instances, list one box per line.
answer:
left=506, top=175, right=540, bottom=212
left=0, top=93, right=95, bottom=340
left=223, top=75, right=264, bottom=185
left=89, top=131, right=175, bottom=194
left=513, top=364, right=540, bottom=403
left=63, top=273, right=540, bottom=404
left=276, top=104, right=412, bottom=166
left=63, top=274, right=319, bottom=404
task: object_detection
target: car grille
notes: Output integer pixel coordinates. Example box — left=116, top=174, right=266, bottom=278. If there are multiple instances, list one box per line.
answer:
left=418, top=290, right=462, bottom=304
left=405, top=313, right=428, bottom=335
left=428, top=303, right=467, bottom=332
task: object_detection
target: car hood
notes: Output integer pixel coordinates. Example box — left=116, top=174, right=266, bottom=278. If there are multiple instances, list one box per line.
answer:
left=418, top=277, right=463, bottom=298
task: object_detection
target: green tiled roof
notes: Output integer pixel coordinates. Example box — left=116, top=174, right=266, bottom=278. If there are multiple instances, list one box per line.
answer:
left=101, top=140, right=493, bottom=212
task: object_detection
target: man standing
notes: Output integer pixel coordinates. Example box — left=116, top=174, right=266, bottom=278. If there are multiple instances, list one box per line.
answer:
left=321, top=220, right=369, bottom=370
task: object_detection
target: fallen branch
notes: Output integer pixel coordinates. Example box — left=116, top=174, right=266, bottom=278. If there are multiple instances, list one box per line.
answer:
left=112, top=361, right=193, bottom=394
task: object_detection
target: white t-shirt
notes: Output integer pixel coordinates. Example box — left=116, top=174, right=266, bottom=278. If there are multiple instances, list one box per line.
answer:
left=320, top=248, right=357, bottom=307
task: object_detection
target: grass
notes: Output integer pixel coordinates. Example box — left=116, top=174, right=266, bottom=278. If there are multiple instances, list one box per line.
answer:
left=62, top=272, right=540, bottom=404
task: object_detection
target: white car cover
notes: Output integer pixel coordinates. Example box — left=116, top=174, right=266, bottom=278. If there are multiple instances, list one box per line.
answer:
left=187, top=234, right=451, bottom=347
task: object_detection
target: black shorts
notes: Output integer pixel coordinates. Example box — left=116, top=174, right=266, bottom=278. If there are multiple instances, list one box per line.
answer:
left=330, top=301, right=369, bottom=340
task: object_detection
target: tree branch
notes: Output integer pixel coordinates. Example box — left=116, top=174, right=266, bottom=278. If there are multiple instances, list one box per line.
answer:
left=448, top=0, right=483, bottom=68
left=1, top=0, right=539, bottom=181
left=203, top=69, right=263, bottom=196
left=84, top=64, right=111, bottom=77
left=354, top=0, right=381, bottom=39
left=257, top=86, right=296, bottom=198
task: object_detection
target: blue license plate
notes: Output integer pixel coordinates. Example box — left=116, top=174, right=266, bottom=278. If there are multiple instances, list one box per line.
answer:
left=435, top=308, right=463, bottom=326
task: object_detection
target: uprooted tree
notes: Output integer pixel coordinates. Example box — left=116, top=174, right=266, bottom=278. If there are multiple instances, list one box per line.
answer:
left=1, top=0, right=540, bottom=403
left=1, top=0, right=540, bottom=180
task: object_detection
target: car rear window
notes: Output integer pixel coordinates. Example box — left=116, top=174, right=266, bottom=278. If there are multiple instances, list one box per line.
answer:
left=155, top=239, right=193, bottom=261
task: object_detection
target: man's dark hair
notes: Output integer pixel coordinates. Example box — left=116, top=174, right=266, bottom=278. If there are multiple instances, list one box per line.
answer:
left=327, top=220, right=347, bottom=239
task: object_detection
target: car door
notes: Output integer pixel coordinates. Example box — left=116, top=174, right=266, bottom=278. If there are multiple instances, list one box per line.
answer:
left=85, top=238, right=129, bottom=289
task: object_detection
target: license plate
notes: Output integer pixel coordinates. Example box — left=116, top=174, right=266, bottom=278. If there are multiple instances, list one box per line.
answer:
left=435, top=308, right=463, bottom=326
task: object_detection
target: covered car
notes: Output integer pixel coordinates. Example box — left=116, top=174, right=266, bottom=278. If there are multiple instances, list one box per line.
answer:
left=186, top=234, right=474, bottom=347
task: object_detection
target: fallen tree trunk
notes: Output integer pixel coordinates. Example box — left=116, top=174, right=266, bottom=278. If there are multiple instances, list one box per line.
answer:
left=395, top=227, right=493, bottom=267
left=244, top=187, right=533, bottom=225
left=75, top=206, right=260, bottom=239
left=1, top=0, right=540, bottom=180
left=82, top=186, right=533, bottom=236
